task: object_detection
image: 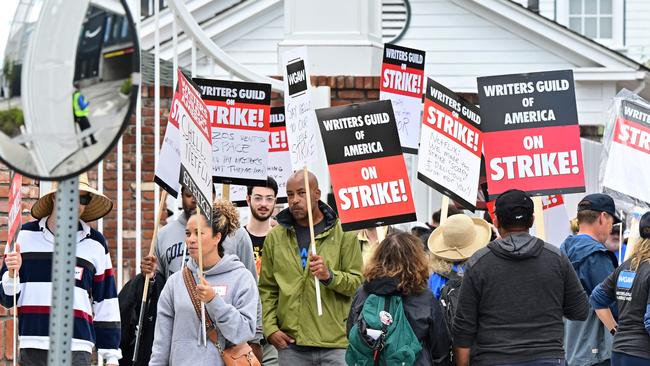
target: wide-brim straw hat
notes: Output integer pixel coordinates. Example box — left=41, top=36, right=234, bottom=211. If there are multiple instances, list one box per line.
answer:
left=31, top=173, right=113, bottom=222
left=428, top=214, right=491, bottom=261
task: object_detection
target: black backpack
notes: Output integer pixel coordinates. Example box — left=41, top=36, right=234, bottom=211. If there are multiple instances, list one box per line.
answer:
left=439, top=270, right=463, bottom=335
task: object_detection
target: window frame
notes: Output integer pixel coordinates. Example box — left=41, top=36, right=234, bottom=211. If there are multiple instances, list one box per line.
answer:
left=557, top=0, right=624, bottom=48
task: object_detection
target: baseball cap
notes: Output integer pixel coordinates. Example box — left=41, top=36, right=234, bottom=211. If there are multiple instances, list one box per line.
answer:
left=495, top=189, right=534, bottom=222
left=577, top=193, right=621, bottom=224
left=639, top=212, right=650, bottom=239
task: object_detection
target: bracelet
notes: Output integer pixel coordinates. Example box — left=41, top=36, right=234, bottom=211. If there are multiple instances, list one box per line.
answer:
left=610, top=327, right=617, bottom=336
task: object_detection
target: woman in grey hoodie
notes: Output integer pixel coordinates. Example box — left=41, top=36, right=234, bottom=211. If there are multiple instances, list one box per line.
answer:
left=149, top=200, right=259, bottom=366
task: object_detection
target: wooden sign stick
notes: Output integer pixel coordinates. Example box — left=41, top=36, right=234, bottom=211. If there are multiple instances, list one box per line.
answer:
left=303, top=167, right=323, bottom=316
left=197, top=205, right=207, bottom=347
left=132, top=190, right=168, bottom=362
left=440, top=195, right=450, bottom=225
left=533, top=196, right=546, bottom=241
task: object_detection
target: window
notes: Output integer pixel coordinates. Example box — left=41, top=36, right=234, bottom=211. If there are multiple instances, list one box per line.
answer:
left=557, top=0, right=623, bottom=47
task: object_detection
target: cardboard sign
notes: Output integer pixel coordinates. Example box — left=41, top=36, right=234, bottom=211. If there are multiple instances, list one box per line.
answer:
left=603, top=99, right=650, bottom=203
left=194, top=78, right=271, bottom=186
left=417, top=78, right=483, bottom=210
left=380, top=44, right=426, bottom=153
left=7, top=173, right=22, bottom=245
left=217, top=107, right=292, bottom=206
left=176, top=69, right=213, bottom=221
left=316, top=100, right=416, bottom=231
left=478, top=70, right=585, bottom=200
left=154, top=93, right=182, bottom=197
left=282, top=47, right=318, bottom=168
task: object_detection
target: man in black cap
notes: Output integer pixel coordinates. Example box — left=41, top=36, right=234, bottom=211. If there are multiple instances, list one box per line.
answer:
left=561, top=193, right=621, bottom=366
left=453, top=189, right=588, bottom=366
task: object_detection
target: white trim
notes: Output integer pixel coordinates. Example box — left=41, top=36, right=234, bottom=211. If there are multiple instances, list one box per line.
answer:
left=573, top=68, right=646, bottom=80
left=556, top=0, right=624, bottom=48
left=456, top=0, right=639, bottom=70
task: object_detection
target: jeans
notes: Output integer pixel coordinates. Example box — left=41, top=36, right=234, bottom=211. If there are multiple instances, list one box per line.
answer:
left=611, top=352, right=650, bottom=366
left=19, top=349, right=92, bottom=366
left=496, top=359, right=566, bottom=366
left=277, top=344, right=346, bottom=366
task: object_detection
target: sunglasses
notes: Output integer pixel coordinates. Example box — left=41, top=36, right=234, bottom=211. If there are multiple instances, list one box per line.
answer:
left=79, top=194, right=92, bottom=205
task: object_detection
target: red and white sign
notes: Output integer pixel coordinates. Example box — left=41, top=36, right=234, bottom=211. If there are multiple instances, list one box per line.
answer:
left=176, top=69, right=213, bottom=221
left=316, top=100, right=416, bottom=231
left=478, top=70, right=585, bottom=199
left=194, top=78, right=271, bottom=186
left=7, top=173, right=22, bottom=246
left=417, top=78, right=483, bottom=210
left=154, top=93, right=182, bottom=197
left=380, top=44, right=426, bottom=153
left=603, top=99, right=650, bottom=203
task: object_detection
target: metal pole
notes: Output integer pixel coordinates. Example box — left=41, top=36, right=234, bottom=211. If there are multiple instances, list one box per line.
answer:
left=48, top=176, right=80, bottom=366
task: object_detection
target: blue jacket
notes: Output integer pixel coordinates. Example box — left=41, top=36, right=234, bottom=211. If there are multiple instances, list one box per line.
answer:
left=428, top=263, right=463, bottom=300
left=561, top=234, right=618, bottom=366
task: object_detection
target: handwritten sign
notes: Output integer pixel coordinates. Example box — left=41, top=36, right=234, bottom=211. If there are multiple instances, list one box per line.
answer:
left=194, top=78, right=271, bottom=186
left=154, top=93, right=182, bottom=197
left=177, top=69, right=213, bottom=221
left=218, top=107, right=293, bottom=206
left=379, top=44, right=426, bottom=153
left=282, top=47, right=318, bottom=168
left=417, top=78, right=483, bottom=210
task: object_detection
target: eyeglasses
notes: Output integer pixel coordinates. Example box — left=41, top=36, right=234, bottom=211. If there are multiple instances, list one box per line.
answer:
left=251, top=195, right=276, bottom=203
left=79, top=194, right=92, bottom=205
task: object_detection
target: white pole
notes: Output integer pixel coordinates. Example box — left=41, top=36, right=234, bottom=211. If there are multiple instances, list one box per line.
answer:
left=172, top=13, right=178, bottom=88
left=117, top=137, right=124, bottom=290
left=97, top=160, right=103, bottom=233
left=191, top=38, right=197, bottom=77
left=154, top=0, right=161, bottom=217
left=135, top=0, right=143, bottom=276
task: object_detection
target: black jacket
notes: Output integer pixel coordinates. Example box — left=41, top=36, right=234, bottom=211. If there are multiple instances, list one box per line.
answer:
left=347, top=277, right=452, bottom=366
left=452, top=232, right=589, bottom=365
left=118, top=273, right=166, bottom=366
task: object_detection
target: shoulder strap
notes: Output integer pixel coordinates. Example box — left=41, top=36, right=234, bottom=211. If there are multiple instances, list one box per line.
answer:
left=373, top=296, right=392, bottom=366
left=182, top=267, right=221, bottom=347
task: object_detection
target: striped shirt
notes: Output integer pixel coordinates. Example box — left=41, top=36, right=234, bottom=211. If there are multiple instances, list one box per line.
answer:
left=0, top=218, right=121, bottom=364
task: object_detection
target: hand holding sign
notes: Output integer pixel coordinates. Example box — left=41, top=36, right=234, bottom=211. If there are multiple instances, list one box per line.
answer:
left=5, top=243, right=21, bottom=277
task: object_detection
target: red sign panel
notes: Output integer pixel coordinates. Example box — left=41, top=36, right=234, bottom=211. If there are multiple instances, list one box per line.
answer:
left=7, top=173, right=22, bottom=246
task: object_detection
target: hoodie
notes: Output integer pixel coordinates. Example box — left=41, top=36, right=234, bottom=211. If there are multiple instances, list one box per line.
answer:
left=347, top=277, right=451, bottom=365
left=452, top=232, right=588, bottom=366
left=149, top=254, right=258, bottom=366
left=561, top=234, right=618, bottom=366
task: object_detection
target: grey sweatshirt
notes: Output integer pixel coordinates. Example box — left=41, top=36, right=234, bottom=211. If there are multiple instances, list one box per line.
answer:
left=149, top=254, right=258, bottom=366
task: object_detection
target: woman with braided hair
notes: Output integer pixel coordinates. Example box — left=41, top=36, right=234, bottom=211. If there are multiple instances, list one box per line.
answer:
left=590, top=211, right=650, bottom=366
left=149, top=200, right=259, bottom=366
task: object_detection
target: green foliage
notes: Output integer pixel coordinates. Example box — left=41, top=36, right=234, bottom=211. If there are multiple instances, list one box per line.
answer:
left=120, top=77, right=132, bottom=95
left=0, top=108, right=24, bottom=137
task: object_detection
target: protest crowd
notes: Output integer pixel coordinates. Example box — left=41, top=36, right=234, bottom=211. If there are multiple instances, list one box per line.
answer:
left=2, top=45, right=650, bottom=366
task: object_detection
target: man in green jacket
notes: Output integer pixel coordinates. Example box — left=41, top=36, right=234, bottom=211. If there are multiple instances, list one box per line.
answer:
left=259, top=170, right=363, bottom=365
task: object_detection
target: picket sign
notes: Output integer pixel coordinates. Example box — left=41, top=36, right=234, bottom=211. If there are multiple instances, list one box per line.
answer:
left=8, top=172, right=21, bottom=366
left=618, top=210, right=624, bottom=265
left=282, top=47, right=322, bottom=316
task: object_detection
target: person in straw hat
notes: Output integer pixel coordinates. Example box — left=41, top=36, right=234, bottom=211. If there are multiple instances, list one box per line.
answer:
left=452, top=189, right=589, bottom=366
left=427, top=213, right=491, bottom=300
left=0, top=173, right=121, bottom=366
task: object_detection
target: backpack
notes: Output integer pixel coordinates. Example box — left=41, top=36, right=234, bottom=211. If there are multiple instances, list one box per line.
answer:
left=346, top=294, right=422, bottom=366
left=439, top=270, right=463, bottom=335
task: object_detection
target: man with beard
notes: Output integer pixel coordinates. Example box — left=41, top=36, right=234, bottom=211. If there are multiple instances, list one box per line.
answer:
left=244, top=177, right=279, bottom=365
left=259, top=171, right=363, bottom=365
left=245, top=177, right=279, bottom=275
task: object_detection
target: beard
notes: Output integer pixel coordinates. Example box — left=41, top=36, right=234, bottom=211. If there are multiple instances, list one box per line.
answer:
left=250, top=207, right=272, bottom=222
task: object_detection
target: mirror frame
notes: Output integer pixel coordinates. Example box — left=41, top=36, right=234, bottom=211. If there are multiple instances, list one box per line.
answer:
left=0, top=0, right=140, bottom=181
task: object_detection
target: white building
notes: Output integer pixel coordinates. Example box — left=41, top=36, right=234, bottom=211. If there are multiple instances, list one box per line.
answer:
left=141, top=0, right=650, bottom=221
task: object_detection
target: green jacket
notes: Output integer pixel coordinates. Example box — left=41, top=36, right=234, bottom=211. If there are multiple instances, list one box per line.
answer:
left=259, top=201, right=363, bottom=348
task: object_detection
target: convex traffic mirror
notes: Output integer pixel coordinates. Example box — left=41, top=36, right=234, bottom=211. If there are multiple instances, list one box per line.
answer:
left=0, top=0, right=139, bottom=180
